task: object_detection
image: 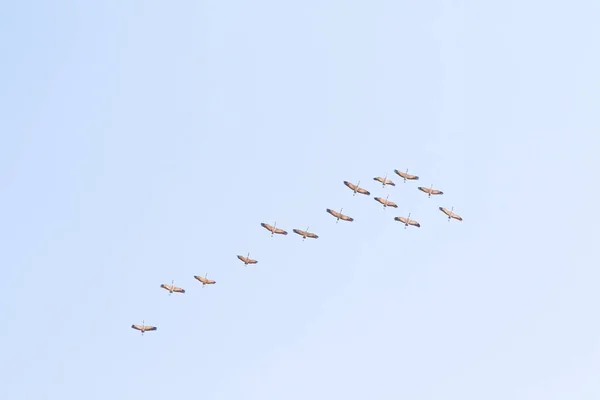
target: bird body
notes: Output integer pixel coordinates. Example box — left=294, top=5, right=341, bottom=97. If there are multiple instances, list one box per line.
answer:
left=131, top=321, right=157, bottom=335
left=326, top=208, right=354, bottom=222
left=394, top=213, right=421, bottom=229
left=237, top=253, right=258, bottom=265
left=343, top=180, right=370, bottom=196
left=160, top=280, right=185, bottom=294
left=439, top=207, right=463, bottom=221
left=194, top=274, right=216, bottom=286
left=374, top=195, right=398, bottom=208
left=373, top=175, right=395, bottom=187
left=418, top=184, right=443, bottom=197
left=293, top=227, right=319, bottom=240
left=394, top=169, right=419, bottom=182
left=261, top=222, right=288, bottom=236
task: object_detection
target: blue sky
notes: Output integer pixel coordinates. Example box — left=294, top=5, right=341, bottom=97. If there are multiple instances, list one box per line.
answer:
left=1, top=1, right=599, bottom=399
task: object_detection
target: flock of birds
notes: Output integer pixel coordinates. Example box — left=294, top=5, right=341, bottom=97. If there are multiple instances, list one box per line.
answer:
left=131, top=168, right=464, bottom=335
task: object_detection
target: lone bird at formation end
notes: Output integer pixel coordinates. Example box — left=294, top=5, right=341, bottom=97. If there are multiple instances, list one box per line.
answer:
left=131, top=321, right=157, bottom=335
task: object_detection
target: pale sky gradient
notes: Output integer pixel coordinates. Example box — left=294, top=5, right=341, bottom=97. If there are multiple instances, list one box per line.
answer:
left=1, top=1, right=599, bottom=399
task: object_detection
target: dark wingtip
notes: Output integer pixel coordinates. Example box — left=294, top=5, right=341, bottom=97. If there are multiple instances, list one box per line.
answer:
left=365, top=191, right=371, bottom=195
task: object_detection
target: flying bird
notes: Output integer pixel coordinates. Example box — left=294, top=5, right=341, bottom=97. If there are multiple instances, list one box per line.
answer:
left=394, top=213, right=421, bottom=229
left=261, top=222, right=288, bottom=237
left=374, top=195, right=398, bottom=209
left=394, top=169, right=419, bottom=183
left=439, top=206, right=463, bottom=222
left=131, top=321, right=157, bottom=335
left=160, top=280, right=186, bottom=295
left=373, top=174, right=395, bottom=187
left=343, top=180, right=370, bottom=196
left=293, top=227, right=319, bottom=240
left=237, top=253, right=258, bottom=265
left=194, top=273, right=216, bottom=287
left=326, top=208, right=354, bottom=223
left=418, top=184, right=443, bottom=197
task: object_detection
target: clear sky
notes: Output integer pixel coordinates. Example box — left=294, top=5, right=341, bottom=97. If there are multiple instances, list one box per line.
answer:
left=1, top=1, right=599, bottom=399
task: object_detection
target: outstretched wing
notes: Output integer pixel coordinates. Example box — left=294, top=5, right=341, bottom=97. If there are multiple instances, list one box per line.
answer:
left=386, top=179, right=396, bottom=186
left=306, top=231, right=319, bottom=239
left=357, top=187, right=370, bottom=195
left=143, top=325, right=157, bottom=331
left=439, top=207, right=451, bottom=217
left=343, top=181, right=356, bottom=190
left=395, top=169, right=419, bottom=180
left=293, top=229, right=306, bottom=236
left=172, top=287, right=185, bottom=293
left=408, top=219, right=421, bottom=227
left=194, top=275, right=206, bottom=283
left=387, top=201, right=398, bottom=208
left=131, top=324, right=143, bottom=331
left=340, top=213, right=354, bottom=222
left=395, top=216, right=408, bottom=224
left=261, top=222, right=274, bottom=232
left=418, top=186, right=430, bottom=194
left=160, top=284, right=170, bottom=291
left=326, top=208, right=339, bottom=218
left=373, top=177, right=383, bottom=183
left=274, top=227, right=288, bottom=235
left=430, top=189, right=443, bottom=195
left=374, top=197, right=384, bottom=205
